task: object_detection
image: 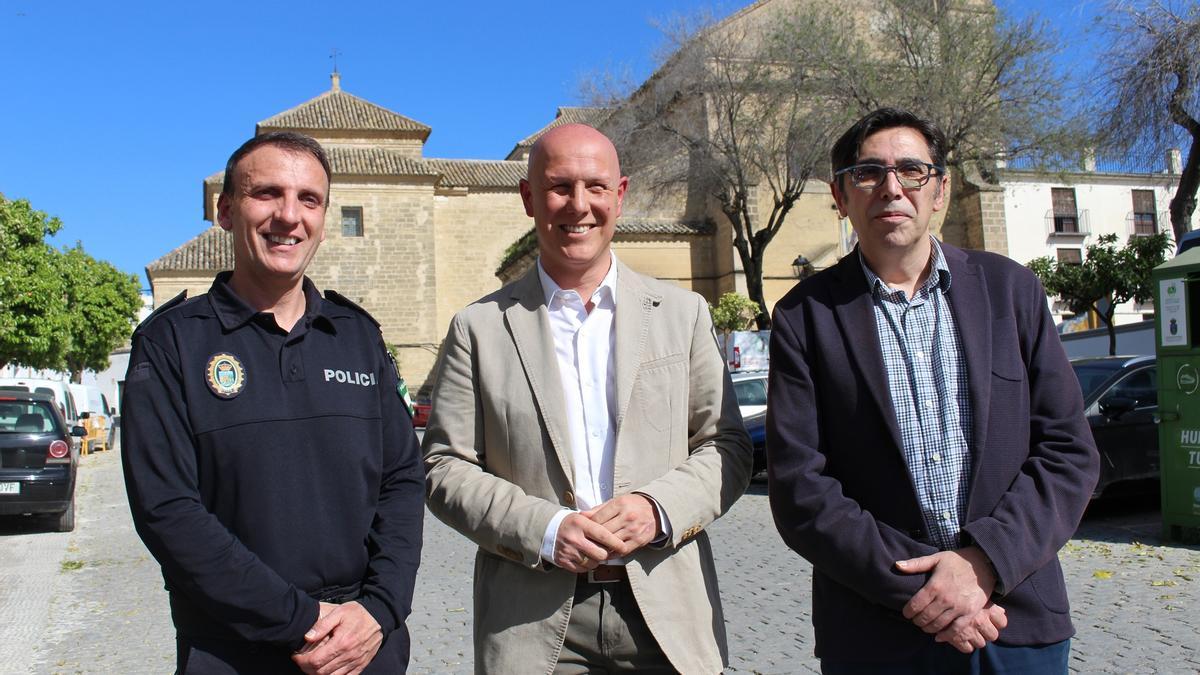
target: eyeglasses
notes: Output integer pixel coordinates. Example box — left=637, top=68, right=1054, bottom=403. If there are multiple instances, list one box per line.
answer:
left=834, top=162, right=945, bottom=190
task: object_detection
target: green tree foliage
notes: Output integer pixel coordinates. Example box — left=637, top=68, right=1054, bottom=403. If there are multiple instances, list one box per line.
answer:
left=709, top=291, right=760, bottom=334
left=0, top=197, right=69, bottom=371
left=1093, top=0, right=1200, bottom=241
left=709, top=291, right=761, bottom=357
left=1028, top=233, right=1171, bottom=355
left=0, top=195, right=141, bottom=377
left=59, top=244, right=142, bottom=382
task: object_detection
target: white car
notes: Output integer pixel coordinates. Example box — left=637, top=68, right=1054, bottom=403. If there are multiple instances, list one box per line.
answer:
left=0, top=377, right=80, bottom=426
left=730, top=371, right=768, bottom=419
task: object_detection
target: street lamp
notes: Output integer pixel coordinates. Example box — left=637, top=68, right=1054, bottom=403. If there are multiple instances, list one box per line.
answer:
left=792, top=255, right=813, bottom=280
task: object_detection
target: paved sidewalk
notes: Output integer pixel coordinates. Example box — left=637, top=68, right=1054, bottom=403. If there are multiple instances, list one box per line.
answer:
left=8, top=443, right=175, bottom=675
left=2, top=448, right=1198, bottom=674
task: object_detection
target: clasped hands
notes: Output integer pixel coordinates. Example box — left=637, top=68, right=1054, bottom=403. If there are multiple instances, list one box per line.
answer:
left=553, top=493, right=662, bottom=572
left=895, top=545, right=1007, bottom=654
left=292, top=600, right=382, bottom=675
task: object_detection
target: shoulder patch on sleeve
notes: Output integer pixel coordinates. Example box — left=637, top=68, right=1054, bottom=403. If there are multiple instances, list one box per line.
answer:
left=324, top=290, right=380, bottom=327
left=386, top=350, right=416, bottom=418
left=133, top=291, right=187, bottom=336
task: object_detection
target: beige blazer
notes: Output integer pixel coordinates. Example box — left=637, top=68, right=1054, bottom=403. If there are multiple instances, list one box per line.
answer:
left=423, top=260, right=752, bottom=674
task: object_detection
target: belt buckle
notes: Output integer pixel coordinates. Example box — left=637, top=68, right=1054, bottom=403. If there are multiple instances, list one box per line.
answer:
left=587, top=567, right=620, bottom=584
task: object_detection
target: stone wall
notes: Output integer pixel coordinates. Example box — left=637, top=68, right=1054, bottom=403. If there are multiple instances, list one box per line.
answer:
left=148, top=270, right=213, bottom=306
left=308, top=182, right=440, bottom=389
left=431, top=188, right=530, bottom=332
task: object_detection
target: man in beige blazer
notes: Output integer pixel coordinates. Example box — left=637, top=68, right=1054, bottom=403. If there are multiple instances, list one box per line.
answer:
left=423, top=123, right=752, bottom=674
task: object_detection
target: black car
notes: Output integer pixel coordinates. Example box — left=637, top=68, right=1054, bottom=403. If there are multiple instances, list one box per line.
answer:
left=0, top=391, right=87, bottom=531
left=1070, top=355, right=1158, bottom=498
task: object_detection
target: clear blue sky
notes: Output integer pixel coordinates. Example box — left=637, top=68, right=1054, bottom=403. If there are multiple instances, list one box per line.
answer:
left=0, top=0, right=1095, bottom=287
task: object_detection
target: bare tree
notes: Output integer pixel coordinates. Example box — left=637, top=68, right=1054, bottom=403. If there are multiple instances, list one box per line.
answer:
left=1094, top=0, right=1200, bottom=241
left=595, top=8, right=850, bottom=329
left=774, top=0, right=1086, bottom=229
left=583, top=0, right=1081, bottom=328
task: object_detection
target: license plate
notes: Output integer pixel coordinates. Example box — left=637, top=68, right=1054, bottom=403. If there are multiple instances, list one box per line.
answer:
left=0, top=482, right=19, bottom=495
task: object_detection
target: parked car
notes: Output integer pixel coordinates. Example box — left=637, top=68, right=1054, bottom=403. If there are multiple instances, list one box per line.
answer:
left=731, top=371, right=768, bottom=474
left=0, top=391, right=88, bottom=531
left=1177, top=230, right=1200, bottom=255
left=1070, top=355, right=1158, bottom=498
left=0, top=377, right=81, bottom=427
left=412, top=402, right=431, bottom=429
left=69, top=383, right=113, bottom=454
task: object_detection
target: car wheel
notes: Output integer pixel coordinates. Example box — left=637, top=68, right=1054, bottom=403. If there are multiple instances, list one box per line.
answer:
left=53, top=498, right=76, bottom=533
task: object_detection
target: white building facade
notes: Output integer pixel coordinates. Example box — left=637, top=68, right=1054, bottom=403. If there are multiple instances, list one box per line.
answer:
left=999, top=161, right=1193, bottom=329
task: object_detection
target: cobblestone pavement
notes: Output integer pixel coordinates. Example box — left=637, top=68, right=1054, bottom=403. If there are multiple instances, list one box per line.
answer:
left=2, top=448, right=1197, bottom=674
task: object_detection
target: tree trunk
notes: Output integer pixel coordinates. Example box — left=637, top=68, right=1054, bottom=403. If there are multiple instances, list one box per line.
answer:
left=1102, top=304, right=1118, bottom=356
left=1170, top=137, right=1199, bottom=242
left=744, top=256, right=772, bottom=330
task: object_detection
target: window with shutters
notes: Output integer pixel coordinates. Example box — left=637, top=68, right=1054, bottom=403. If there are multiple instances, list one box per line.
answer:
left=1131, top=190, right=1157, bottom=235
left=1051, top=188, right=1079, bottom=233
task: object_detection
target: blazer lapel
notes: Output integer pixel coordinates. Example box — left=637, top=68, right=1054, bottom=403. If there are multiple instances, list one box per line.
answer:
left=614, top=261, right=659, bottom=430
left=503, top=268, right=576, bottom=485
left=942, top=245, right=992, bottom=483
left=830, top=250, right=906, bottom=454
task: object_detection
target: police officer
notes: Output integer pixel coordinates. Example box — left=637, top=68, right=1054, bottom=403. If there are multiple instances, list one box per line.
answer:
left=121, top=131, right=424, bottom=674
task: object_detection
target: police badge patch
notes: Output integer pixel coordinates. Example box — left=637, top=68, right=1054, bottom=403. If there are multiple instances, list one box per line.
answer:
left=205, top=352, right=246, bottom=399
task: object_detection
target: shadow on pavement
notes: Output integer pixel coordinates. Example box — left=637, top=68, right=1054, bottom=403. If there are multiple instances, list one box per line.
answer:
left=1076, top=481, right=1200, bottom=550
left=0, top=515, right=56, bottom=536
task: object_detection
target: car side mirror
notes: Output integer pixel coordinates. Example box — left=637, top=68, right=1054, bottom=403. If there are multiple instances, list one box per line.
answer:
left=70, top=426, right=88, bottom=437
left=1099, top=396, right=1136, bottom=419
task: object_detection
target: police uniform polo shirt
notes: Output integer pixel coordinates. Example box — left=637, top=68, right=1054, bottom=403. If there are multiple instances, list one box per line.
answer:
left=121, top=272, right=423, bottom=651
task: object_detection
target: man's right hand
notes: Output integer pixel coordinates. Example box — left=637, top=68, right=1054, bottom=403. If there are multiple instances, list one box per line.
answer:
left=552, top=512, right=624, bottom=572
left=935, top=602, right=1007, bottom=654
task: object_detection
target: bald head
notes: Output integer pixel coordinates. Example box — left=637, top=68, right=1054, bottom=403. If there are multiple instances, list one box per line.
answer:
left=527, top=124, right=622, bottom=178
left=519, top=123, right=628, bottom=294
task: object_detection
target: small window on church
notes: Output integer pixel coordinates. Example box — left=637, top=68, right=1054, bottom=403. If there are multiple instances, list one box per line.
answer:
left=341, top=207, right=363, bottom=237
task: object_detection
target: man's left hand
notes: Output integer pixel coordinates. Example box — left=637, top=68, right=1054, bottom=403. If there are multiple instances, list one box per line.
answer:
left=292, top=601, right=382, bottom=675
left=896, top=546, right=997, bottom=634
left=585, top=494, right=661, bottom=557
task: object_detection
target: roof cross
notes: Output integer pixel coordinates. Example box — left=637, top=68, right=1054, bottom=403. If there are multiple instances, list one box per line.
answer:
left=329, top=48, right=342, bottom=91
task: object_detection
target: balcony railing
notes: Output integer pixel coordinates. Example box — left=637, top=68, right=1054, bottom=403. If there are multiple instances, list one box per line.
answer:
left=1045, top=209, right=1090, bottom=237
left=1127, top=211, right=1169, bottom=237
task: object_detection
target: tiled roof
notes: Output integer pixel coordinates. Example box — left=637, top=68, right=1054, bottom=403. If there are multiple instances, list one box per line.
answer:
left=495, top=219, right=712, bottom=273
left=258, top=88, right=430, bottom=135
left=326, top=147, right=440, bottom=177
left=507, top=107, right=613, bottom=159
left=617, top=220, right=715, bottom=235
left=205, top=155, right=523, bottom=187
left=424, top=159, right=526, bottom=188
left=146, top=226, right=233, bottom=273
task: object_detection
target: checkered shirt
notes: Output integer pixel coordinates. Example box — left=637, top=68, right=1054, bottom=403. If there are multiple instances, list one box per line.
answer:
left=859, top=238, right=973, bottom=551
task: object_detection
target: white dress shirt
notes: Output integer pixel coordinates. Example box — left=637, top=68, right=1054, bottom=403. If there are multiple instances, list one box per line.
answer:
left=536, top=255, right=669, bottom=565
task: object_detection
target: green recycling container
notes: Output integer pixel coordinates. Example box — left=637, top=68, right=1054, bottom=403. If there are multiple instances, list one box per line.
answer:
left=1152, top=247, right=1200, bottom=542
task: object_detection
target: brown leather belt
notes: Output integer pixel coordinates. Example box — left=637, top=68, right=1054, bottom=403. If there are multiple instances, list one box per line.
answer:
left=580, top=565, right=626, bottom=584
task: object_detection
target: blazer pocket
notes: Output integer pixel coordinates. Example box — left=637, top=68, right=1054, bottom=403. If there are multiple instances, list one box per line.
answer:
left=640, top=352, right=686, bottom=370
left=990, top=318, right=1026, bottom=382
left=1027, top=560, right=1071, bottom=614
left=637, top=376, right=674, bottom=433
left=635, top=356, right=683, bottom=433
